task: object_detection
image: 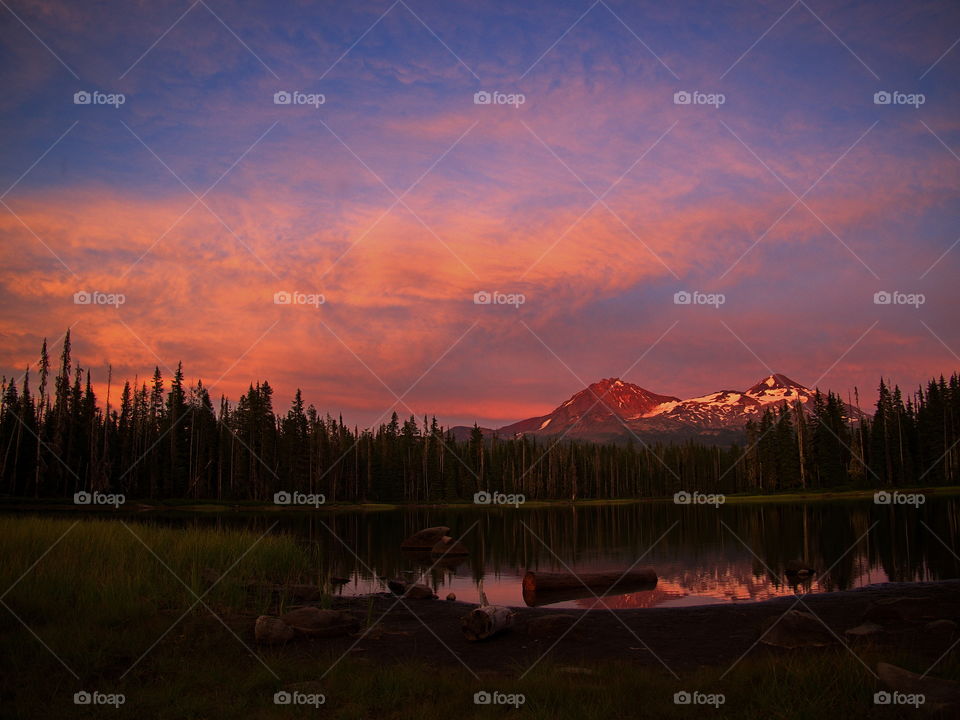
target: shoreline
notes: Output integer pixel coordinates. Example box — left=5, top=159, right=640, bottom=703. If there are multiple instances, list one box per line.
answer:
left=267, top=579, right=960, bottom=670
left=1, top=485, right=958, bottom=513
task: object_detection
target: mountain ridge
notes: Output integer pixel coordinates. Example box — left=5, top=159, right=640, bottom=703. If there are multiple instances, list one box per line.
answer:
left=452, top=374, right=864, bottom=444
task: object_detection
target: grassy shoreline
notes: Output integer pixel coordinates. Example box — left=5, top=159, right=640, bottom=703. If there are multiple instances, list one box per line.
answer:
left=2, top=485, right=959, bottom=513
left=2, top=515, right=958, bottom=718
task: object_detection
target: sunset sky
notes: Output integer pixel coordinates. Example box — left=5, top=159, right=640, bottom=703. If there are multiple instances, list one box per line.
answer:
left=1, top=0, right=958, bottom=428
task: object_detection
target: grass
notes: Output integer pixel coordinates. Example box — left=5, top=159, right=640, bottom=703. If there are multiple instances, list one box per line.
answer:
left=4, top=486, right=960, bottom=514
left=1, top=515, right=957, bottom=718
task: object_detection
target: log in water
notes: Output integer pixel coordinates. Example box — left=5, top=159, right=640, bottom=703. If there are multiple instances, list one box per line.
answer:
left=522, top=568, right=657, bottom=607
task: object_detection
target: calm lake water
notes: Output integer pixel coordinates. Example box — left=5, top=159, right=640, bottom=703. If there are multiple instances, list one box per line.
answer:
left=41, top=497, right=960, bottom=608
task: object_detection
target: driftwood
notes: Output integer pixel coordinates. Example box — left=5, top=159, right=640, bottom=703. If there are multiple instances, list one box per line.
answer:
left=460, top=604, right=514, bottom=641
left=400, top=526, right=450, bottom=549
left=521, top=568, right=657, bottom=606
left=460, top=580, right=512, bottom=641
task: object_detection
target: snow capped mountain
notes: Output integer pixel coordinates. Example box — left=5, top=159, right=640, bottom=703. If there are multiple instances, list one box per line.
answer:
left=498, top=378, right=680, bottom=441
left=493, top=374, right=860, bottom=444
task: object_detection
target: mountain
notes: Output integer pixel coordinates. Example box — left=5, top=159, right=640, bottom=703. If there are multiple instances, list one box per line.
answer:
left=473, top=374, right=862, bottom=445
left=497, top=378, right=680, bottom=442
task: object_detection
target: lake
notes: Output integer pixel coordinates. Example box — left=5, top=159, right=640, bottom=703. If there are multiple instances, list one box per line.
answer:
left=57, top=496, right=959, bottom=609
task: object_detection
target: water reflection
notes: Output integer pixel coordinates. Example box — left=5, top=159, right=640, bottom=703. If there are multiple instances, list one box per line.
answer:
left=103, top=498, right=960, bottom=608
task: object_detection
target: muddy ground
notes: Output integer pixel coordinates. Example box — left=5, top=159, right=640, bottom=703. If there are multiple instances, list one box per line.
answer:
left=224, top=580, right=960, bottom=674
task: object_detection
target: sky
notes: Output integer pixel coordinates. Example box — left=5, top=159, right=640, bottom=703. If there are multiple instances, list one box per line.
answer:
left=1, top=0, right=958, bottom=428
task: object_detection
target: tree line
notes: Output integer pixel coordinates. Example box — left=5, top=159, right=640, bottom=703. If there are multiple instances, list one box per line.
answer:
left=0, top=332, right=957, bottom=502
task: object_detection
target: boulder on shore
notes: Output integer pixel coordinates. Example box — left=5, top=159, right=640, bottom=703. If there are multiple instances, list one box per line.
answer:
left=877, top=662, right=960, bottom=714
left=759, top=610, right=834, bottom=649
left=400, top=526, right=450, bottom=549
left=844, top=622, right=884, bottom=639
left=254, top=615, right=295, bottom=645
left=864, top=596, right=938, bottom=626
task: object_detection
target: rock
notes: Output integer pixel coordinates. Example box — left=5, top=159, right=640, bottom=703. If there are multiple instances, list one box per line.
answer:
left=759, top=610, right=834, bottom=649
left=279, top=607, right=358, bottom=637
left=784, top=560, right=816, bottom=577
left=924, top=619, right=958, bottom=634
left=254, top=615, right=295, bottom=645
left=844, top=622, right=884, bottom=638
left=446, top=593, right=456, bottom=602
left=430, top=536, right=470, bottom=556
left=864, top=596, right=937, bottom=626
left=387, top=579, right=408, bottom=596
left=527, top=614, right=578, bottom=638
left=400, top=526, right=450, bottom=549
left=877, top=662, right=960, bottom=714
left=403, top=583, right=436, bottom=600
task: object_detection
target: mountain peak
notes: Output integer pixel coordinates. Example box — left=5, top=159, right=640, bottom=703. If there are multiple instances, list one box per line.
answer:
left=746, top=373, right=806, bottom=394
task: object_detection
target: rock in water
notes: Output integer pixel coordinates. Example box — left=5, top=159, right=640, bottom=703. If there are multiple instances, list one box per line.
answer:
left=759, top=610, right=834, bottom=648
left=400, top=526, right=450, bottom=549
left=254, top=615, right=295, bottom=645
left=430, top=536, right=470, bottom=556
left=280, top=607, right=358, bottom=637
left=446, top=593, right=456, bottom=602
left=387, top=578, right=408, bottom=596
left=877, top=662, right=960, bottom=714
left=403, top=584, right=436, bottom=600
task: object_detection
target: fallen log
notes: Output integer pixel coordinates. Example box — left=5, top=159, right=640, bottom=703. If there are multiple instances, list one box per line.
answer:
left=523, top=569, right=656, bottom=595
left=400, top=526, right=450, bottom=549
left=522, top=577, right=657, bottom=607
left=460, top=604, right=514, bottom=641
